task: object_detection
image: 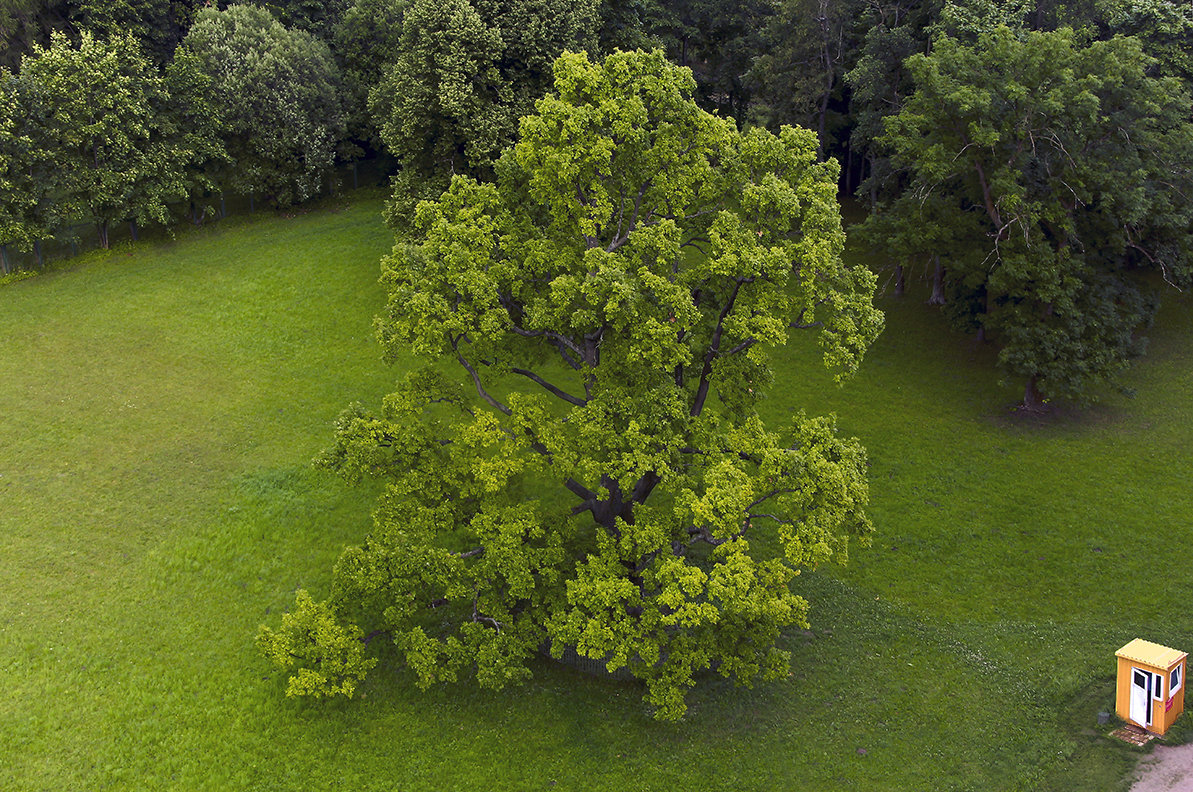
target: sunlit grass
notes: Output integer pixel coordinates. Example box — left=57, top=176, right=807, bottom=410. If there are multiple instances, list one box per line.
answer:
left=2, top=196, right=1188, bottom=789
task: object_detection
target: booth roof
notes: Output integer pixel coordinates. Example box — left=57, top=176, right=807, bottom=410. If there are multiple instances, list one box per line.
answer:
left=1116, top=638, right=1187, bottom=669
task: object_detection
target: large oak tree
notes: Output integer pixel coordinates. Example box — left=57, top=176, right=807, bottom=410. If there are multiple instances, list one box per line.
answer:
left=260, top=50, right=883, bottom=720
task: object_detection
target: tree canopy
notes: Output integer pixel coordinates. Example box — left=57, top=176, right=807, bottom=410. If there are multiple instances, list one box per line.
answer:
left=260, top=49, right=883, bottom=720
left=368, top=0, right=598, bottom=223
left=177, top=4, right=348, bottom=207
left=864, top=25, right=1193, bottom=406
left=14, top=30, right=186, bottom=248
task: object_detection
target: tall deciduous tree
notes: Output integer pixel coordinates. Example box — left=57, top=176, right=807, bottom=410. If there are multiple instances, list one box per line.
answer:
left=260, top=50, right=883, bottom=721
left=654, top=0, right=772, bottom=122
left=750, top=0, right=865, bottom=154
left=332, top=0, right=407, bottom=152
left=368, top=0, right=598, bottom=224
left=177, top=4, right=348, bottom=207
left=69, top=0, right=203, bottom=64
left=247, top=0, right=351, bottom=40
left=163, top=48, right=230, bottom=224
left=867, top=26, right=1193, bottom=407
left=0, top=67, right=40, bottom=271
left=18, top=31, right=185, bottom=248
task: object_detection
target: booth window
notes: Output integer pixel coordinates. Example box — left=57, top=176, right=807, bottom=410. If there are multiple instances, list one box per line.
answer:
left=1154, top=672, right=1165, bottom=700
left=1172, top=664, right=1184, bottom=697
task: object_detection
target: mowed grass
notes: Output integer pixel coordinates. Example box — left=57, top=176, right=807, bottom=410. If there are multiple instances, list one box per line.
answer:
left=2, top=195, right=1190, bottom=790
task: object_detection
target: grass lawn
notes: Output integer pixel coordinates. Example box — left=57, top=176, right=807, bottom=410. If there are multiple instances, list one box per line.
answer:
left=2, top=193, right=1189, bottom=790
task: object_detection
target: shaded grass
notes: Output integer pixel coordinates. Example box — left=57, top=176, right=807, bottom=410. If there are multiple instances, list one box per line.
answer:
left=2, top=197, right=1190, bottom=789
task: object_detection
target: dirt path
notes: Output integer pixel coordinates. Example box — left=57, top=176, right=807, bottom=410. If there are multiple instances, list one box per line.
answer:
left=1130, top=743, right=1193, bottom=792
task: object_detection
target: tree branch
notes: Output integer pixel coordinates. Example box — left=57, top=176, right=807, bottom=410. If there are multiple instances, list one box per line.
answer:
left=565, top=477, right=597, bottom=501
left=746, top=489, right=796, bottom=512
left=724, top=338, right=757, bottom=356
left=690, top=279, right=747, bottom=418
left=451, top=334, right=511, bottom=416
left=510, top=367, right=588, bottom=406
left=748, top=512, right=795, bottom=525
left=507, top=323, right=584, bottom=360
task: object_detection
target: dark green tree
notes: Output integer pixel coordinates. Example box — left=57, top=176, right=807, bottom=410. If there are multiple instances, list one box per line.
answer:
left=260, top=50, right=883, bottom=721
left=593, top=0, right=665, bottom=51
left=163, top=48, right=230, bottom=224
left=17, top=30, right=186, bottom=248
left=177, top=4, right=348, bottom=207
left=0, top=0, right=70, bottom=71
left=866, top=26, right=1193, bottom=407
left=69, top=0, right=203, bottom=64
left=248, top=0, right=351, bottom=40
left=333, top=0, right=406, bottom=91
left=0, top=66, right=39, bottom=270
left=750, top=0, right=865, bottom=152
left=368, top=0, right=598, bottom=224
left=653, top=0, right=773, bottom=122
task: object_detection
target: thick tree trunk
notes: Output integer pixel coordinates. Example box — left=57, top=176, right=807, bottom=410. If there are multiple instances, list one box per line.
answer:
left=129, top=220, right=138, bottom=241
left=98, top=221, right=109, bottom=249
left=1020, top=375, right=1046, bottom=412
left=927, top=255, right=946, bottom=305
left=34, top=239, right=43, bottom=268
left=894, top=264, right=905, bottom=297
left=975, top=290, right=989, bottom=343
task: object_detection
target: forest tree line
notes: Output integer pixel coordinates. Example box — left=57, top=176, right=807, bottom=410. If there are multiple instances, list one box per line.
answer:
left=2, top=0, right=1192, bottom=405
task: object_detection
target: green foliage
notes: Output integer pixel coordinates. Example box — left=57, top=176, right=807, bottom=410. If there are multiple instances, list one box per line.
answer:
left=749, top=0, right=865, bottom=147
left=368, top=0, right=598, bottom=224
left=16, top=30, right=186, bottom=248
left=332, top=0, right=407, bottom=150
left=271, top=50, right=882, bottom=720
left=69, top=0, right=199, bottom=64
left=162, top=48, right=230, bottom=223
left=0, top=65, right=37, bottom=254
left=334, top=0, right=407, bottom=90
left=247, top=0, right=351, bottom=40
left=845, top=0, right=939, bottom=204
left=863, top=26, right=1193, bottom=406
left=177, top=4, right=348, bottom=207
left=259, top=590, right=378, bottom=697
left=594, top=0, right=666, bottom=51
left=0, top=0, right=69, bottom=71
left=652, top=0, right=772, bottom=121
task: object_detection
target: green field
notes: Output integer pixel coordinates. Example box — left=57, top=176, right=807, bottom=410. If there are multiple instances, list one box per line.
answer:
left=2, top=194, right=1189, bottom=790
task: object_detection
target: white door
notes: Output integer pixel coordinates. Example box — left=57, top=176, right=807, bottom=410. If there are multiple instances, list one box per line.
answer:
left=1131, top=668, right=1152, bottom=726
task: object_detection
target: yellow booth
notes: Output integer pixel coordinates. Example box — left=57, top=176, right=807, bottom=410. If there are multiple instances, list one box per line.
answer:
left=1115, top=638, right=1187, bottom=735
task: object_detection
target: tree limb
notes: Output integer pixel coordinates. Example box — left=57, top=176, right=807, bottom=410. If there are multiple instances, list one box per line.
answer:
left=452, top=334, right=512, bottom=416
left=510, top=367, right=588, bottom=406
left=690, top=279, right=746, bottom=418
